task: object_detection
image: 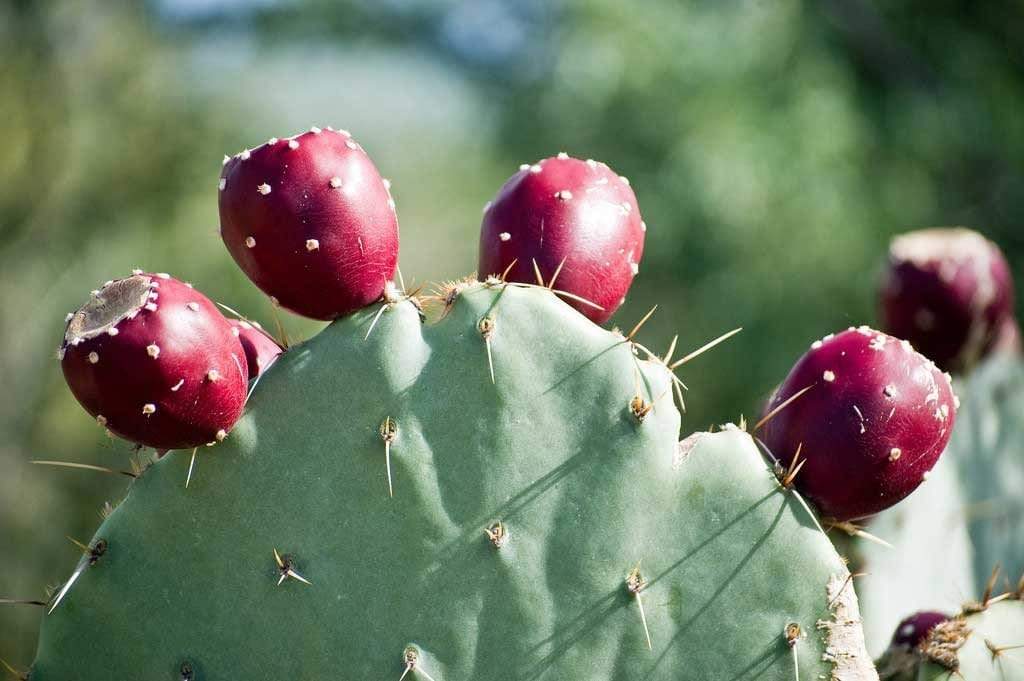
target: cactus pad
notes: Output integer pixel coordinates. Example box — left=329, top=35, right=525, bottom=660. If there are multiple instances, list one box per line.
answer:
left=30, top=283, right=875, bottom=680
left=916, top=599, right=1024, bottom=680
left=944, top=354, right=1024, bottom=594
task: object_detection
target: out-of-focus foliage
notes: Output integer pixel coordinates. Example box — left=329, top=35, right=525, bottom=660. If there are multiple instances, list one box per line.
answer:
left=0, top=1, right=227, bottom=661
left=3, top=0, right=1024, bottom=665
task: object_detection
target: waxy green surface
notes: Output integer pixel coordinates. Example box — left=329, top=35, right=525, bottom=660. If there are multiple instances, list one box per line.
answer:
left=946, top=355, right=1024, bottom=594
left=32, top=284, right=872, bottom=680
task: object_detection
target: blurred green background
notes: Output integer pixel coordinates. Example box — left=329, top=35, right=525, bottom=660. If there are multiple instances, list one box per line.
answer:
left=3, top=0, right=1024, bottom=663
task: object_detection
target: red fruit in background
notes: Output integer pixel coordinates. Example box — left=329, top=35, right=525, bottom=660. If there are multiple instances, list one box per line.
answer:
left=230, top=319, right=283, bottom=378
left=890, top=611, right=949, bottom=649
left=219, top=127, right=399, bottom=320
left=60, top=273, right=248, bottom=449
left=478, top=154, right=645, bottom=324
left=761, top=327, right=958, bottom=521
left=880, top=228, right=1014, bottom=372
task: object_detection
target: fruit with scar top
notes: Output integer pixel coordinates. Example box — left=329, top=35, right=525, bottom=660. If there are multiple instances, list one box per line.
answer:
left=60, top=272, right=248, bottom=449
left=880, top=228, right=1014, bottom=372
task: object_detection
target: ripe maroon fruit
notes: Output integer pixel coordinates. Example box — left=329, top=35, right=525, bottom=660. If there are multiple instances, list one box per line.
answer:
left=60, top=273, right=249, bottom=449
left=761, top=327, right=958, bottom=521
left=219, top=127, right=399, bottom=320
left=478, top=153, right=645, bottom=324
left=890, top=611, right=949, bottom=649
left=230, top=319, right=283, bottom=378
left=880, top=228, right=1014, bottom=372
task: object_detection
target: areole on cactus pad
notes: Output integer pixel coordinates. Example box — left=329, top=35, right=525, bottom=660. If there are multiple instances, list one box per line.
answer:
left=890, top=611, right=951, bottom=650
left=29, top=283, right=877, bottom=680
left=915, top=597, right=1024, bottom=681
left=875, top=592, right=1024, bottom=681
left=874, top=610, right=950, bottom=681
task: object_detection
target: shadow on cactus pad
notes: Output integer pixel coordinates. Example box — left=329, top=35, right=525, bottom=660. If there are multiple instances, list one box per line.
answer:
left=29, top=283, right=875, bottom=680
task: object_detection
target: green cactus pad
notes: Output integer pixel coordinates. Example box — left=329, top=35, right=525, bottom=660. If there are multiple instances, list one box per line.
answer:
left=916, top=599, right=1024, bottom=681
left=30, top=283, right=876, bottom=680
left=945, top=355, right=1024, bottom=592
left=858, top=452, right=976, bottom=655
left=861, top=353, right=1024, bottom=659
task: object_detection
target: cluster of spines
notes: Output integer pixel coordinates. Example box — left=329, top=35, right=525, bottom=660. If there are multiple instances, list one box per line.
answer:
left=922, top=567, right=1023, bottom=673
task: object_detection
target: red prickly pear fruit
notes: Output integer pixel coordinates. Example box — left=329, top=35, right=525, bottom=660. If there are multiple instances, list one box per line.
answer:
left=478, top=154, right=645, bottom=324
left=218, top=127, right=399, bottom=320
left=229, top=319, right=283, bottom=378
left=890, top=611, right=949, bottom=649
left=60, top=273, right=249, bottom=449
left=880, top=228, right=1014, bottom=373
left=761, top=327, right=958, bottom=521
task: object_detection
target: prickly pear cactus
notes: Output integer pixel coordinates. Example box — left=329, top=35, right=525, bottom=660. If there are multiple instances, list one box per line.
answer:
left=944, top=354, right=1024, bottom=592
left=915, top=598, right=1024, bottom=680
left=30, top=283, right=876, bottom=680
left=857, top=453, right=976, bottom=655
left=856, top=352, right=1024, bottom=649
